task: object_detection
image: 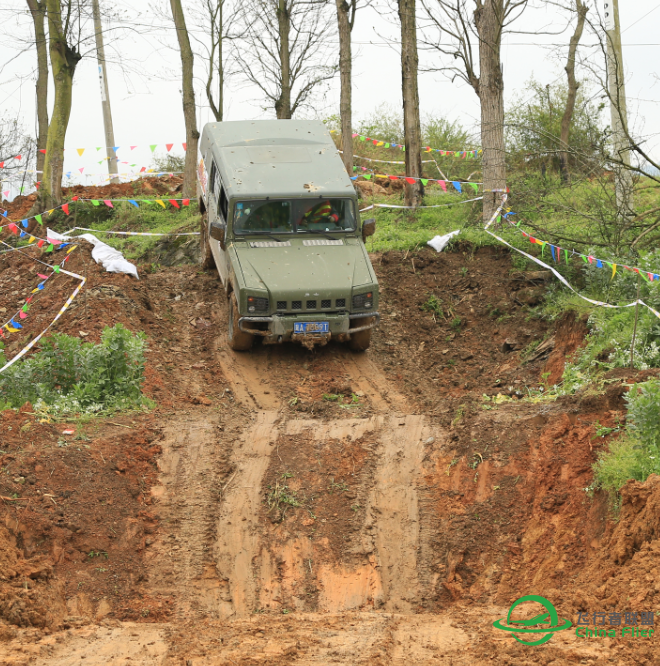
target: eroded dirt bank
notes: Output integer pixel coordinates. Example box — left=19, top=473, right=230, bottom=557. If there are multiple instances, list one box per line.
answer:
left=1, top=246, right=659, bottom=664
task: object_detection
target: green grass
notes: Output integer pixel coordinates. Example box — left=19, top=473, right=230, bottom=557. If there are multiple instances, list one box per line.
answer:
left=49, top=200, right=200, bottom=262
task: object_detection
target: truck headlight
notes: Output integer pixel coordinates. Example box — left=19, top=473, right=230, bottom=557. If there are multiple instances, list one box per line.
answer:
left=247, top=296, right=269, bottom=313
left=352, top=292, right=374, bottom=310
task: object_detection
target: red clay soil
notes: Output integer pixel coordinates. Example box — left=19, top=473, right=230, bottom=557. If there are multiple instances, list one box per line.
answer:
left=1, top=237, right=660, bottom=664
left=1, top=176, right=184, bottom=222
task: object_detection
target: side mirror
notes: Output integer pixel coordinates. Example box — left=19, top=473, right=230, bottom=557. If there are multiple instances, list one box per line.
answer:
left=362, top=218, right=376, bottom=242
left=210, top=221, right=226, bottom=249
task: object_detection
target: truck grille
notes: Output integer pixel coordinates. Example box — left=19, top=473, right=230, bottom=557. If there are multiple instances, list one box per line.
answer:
left=275, top=298, right=347, bottom=312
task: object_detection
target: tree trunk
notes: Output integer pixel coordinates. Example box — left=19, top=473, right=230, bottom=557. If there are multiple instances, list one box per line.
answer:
left=205, top=0, right=223, bottom=122
left=336, top=0, right=353, bottom=175
left=275, top=0, right=291, bottom=119
left=398, top=0, right=423, bottom=207
left=36, top=0, right=81, bottom=212
left=26, top=0, right=49, bottom=175
left=559, top=0, right=587, bottom=184
left=475, top=0, right=506, bottom=222
left=170, top=0, right=200, bottom=199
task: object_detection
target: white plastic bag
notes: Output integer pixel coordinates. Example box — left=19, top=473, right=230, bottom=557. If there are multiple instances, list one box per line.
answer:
left=427, top=229, right=461, bottom=253
left=47, top=228, right=139, bottom=279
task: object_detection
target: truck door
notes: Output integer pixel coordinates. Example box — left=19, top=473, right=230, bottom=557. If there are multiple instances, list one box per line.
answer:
left=209, top=160, right=229, bottom=285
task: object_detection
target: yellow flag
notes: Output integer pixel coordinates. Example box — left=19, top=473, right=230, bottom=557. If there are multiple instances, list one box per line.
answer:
left=155, top=199, right=166, bottom=208
left=77, top=148, right=85, bottom=156
left=67, top=245, right=77, bottom=254
left=6, top=325, right=19, bottom=333
left=28, top=236, right=35, bottom=243
left=377, top=141, right=384, bottom=147
left=612, top=264, right=617, bottom=280
left=47, top=209, right=54, bottom=215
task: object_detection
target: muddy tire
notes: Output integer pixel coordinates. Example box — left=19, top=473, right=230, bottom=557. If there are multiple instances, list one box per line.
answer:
left=200, top=213, right=215, bottom=270
left=228, top=292, right=253, bottom=351
left=348, top=318, right=373, bottom=352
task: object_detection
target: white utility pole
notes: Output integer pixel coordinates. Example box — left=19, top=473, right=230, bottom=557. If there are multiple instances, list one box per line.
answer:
left=92, top=0, right=119, bottom=183
left=603, top=0, right=634, bottom=215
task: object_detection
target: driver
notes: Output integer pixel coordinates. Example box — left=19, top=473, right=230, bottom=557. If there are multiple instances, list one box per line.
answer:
left=301, top=200, right=339, bottom=226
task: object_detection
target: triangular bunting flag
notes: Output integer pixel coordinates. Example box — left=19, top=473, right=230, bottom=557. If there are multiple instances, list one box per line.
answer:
left=182, top=143, right=187, bottom=151
left=166, top=144, right=174, bottom=152
left=150, top=145, right=157, bottom=152
left=77, top=148, right=85, bottom=156
left=169, top=199, right=180, bottom=208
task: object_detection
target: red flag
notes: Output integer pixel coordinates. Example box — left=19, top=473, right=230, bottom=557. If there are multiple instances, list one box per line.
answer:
left=530, top=237, right=537, bottom=244
left=166, top=143, right=174, bottom=152
left=62, top=203, right=69, bottom=215
left=16, top=155, right=21, bottom=160
left=140, top=167, right=146, bottom=173
left=182, top=143, right=187, bottom=151
left=405, top=177, right=415, bottom=184
left=35, top=181, right=40, bottom=190
left=37, top=239, right=45, bottom=248
left=182, top=198, right=190, bottom=206
left=389, top=175, right=398, bottom=180
left=39, top=149, right=46, bottom=154
left=72, top=196, right=79, bottom=201
left=0, top=162, right=4, bottom=168
left=169, top=199, right=180, bottom=208
left=8, top=223, right=18, bottom=234
left=103, top=200, right=114, bottom=208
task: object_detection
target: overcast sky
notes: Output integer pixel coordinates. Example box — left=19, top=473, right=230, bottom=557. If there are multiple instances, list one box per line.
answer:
left=0, top=0, right=658, bottom=196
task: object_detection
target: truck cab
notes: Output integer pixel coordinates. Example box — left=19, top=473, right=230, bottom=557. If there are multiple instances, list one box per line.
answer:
left=197, top=119, right=379, bottom=351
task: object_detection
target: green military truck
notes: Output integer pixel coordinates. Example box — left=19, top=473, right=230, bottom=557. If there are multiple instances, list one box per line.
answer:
left=197, top=119, right=379, bottom=351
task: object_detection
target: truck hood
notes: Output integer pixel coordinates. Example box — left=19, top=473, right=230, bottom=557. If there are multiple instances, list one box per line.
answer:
left=233, top=240, right=374, bottom=296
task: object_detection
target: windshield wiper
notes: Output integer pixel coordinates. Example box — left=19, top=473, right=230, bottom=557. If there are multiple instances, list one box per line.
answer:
left=296, top=228, right=338, bottom=241
left=247, top=233, right=287, bottom=243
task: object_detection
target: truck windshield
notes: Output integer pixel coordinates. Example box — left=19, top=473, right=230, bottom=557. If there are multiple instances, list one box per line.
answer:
left=233, top=198, right=356, bottom=235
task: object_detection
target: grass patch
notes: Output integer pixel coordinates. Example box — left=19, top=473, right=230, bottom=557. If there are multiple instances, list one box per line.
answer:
left=51, top=200, right=200, bottom=262
left=594, top=379, right=660, bottom=503
left=0, top=324, right=151, bottom=415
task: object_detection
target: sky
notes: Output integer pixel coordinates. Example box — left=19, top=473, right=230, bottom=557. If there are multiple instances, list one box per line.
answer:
left=0, top=0, right=659, bottom=198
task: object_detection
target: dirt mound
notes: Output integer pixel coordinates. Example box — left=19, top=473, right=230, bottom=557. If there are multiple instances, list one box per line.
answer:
left=542, top=309, right=589, bottom=384
left=3, top=175, right=184, bottom=221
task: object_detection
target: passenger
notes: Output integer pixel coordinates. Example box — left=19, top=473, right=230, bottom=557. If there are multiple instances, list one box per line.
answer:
left=301, top=200, right=339, bottom=227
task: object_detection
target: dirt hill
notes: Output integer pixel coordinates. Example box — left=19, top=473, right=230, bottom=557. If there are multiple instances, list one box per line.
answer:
left=0, top=219, right=658, bottom=664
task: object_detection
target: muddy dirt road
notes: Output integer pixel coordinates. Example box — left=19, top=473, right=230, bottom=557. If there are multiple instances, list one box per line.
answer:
left=1, top=248, right=659, bottom=665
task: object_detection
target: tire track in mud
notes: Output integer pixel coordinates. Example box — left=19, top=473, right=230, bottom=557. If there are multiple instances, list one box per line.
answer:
left=148, top=416, right=227, bottom=619
left=212, top=410, right=280, bottom=618
left=216, top=341, right=409, bottom=413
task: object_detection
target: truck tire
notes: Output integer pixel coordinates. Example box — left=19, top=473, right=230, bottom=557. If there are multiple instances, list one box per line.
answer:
left=228, top=292, right=254, bottom=351
left=200, top=213, right=215, bottom=270
left=348, top=317, right=374, bottom=352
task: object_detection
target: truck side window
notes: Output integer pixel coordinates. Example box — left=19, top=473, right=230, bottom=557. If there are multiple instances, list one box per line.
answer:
left=209, top=162, right=217, bottom=195
left=219, top=185, right=228, bottom=221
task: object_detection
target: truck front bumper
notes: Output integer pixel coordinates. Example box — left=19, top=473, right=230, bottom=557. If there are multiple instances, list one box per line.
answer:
left=238, top=312, right=380, bottom=345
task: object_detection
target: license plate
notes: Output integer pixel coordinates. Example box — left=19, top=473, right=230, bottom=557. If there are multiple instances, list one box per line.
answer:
left=294, top=322, right=329, bottom=334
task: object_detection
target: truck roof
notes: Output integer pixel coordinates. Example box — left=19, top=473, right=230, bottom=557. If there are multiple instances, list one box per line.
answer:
left=200, top=119, right=357, bottom=200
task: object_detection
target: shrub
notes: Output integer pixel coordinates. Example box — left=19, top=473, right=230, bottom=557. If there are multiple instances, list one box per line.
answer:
left=0, top=324, right=149, bottom=414
left=594, top=379, right=660, bottom=495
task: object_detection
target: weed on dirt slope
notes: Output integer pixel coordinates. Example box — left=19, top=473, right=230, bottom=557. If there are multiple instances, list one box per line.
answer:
left=1, top=241, right=660, bottom=664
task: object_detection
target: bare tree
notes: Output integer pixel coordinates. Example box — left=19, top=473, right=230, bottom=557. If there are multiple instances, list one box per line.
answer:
left=190, top=0, right=242, bottom=122
left=26, top=0, right=49, bottom=174
left=421, top=0, right=529, bottom=221
left=335, top=0, right=356, bottom=175
left=398, top=0, right=423, bottom=207
left=559, top=0, right=587, bottom=183
left=170, top=0, right=199, bottom=198
left=35, top=0, right=83, bottom=211
left=237, top=0, right=337, bottom=119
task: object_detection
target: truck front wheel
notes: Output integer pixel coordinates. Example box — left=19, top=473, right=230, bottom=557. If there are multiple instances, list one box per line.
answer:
left=348, top=317, right=374, bottom=352
left=228, top=292, right=254, bottom=351
left=200, top=213, right=215, bottom=270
